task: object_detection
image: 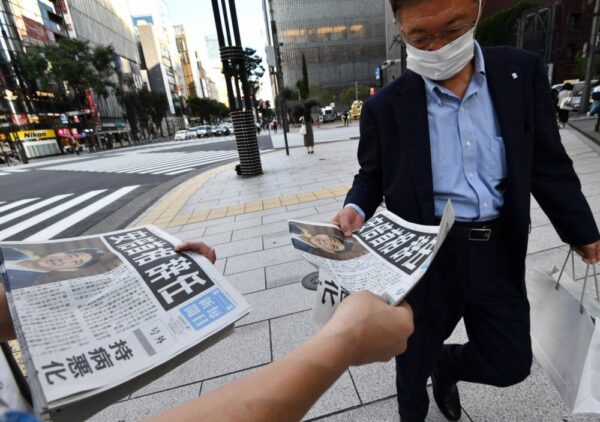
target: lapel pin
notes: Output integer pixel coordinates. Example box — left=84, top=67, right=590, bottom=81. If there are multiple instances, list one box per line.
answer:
left=512, top=72, right=518, bottom=80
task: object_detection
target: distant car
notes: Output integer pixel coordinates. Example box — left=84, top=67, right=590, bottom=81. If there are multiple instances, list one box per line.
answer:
left=214, top=125, right=231, bottom=136
left=196, top=125, right=213, bottom=138
left=174, top=130, right=187, bottom=141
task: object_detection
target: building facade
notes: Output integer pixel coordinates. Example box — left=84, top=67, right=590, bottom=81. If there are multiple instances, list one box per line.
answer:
left=270, top=0, right=387, bottom=92
left=65, top=0, right=143, bottom=132
left=174, top=25, right=202, bottom=98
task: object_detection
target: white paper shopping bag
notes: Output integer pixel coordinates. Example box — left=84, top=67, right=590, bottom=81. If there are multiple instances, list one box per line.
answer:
left=528, top=258, right=600, bottom=414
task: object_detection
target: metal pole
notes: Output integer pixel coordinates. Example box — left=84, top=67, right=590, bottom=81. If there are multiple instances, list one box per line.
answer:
left=211, top=0, right=237, bottom=109
left=220, top=0, right=233, bottom=47
left=271, top=18, right=289, bottom=155
left=228, top=0, right=252, bottom=110
left=581, top=0, right=600, bottom=113
left=355, top=81, right=358, bottom=101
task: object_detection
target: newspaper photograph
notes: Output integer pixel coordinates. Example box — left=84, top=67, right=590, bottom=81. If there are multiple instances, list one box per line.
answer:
left=290, top=201, right=455, bottom=313
left=0, top=226, right=250, bottom=413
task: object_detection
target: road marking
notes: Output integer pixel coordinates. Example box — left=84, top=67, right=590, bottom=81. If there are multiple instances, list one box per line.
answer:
left=40, top=150, right=241, bottom=175
left=0, top=173, right=7, bottom=176
left=0, top=198, right=38, bottom=214
left=27, top=186, right=139, bottom=240
left=0, top=190, right=105, bottom=240
left=0, top=195, right=73, bottom=225
left=166, top=168, right=196, bottom=176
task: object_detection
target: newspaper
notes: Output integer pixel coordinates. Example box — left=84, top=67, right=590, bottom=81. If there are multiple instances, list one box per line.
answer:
left=290, top=202, right=455, bottom=322
left=0, top=226, right=250, bottom=418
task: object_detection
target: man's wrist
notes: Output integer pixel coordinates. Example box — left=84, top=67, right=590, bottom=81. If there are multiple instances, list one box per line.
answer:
left=344, top=203, right=366, bottom=221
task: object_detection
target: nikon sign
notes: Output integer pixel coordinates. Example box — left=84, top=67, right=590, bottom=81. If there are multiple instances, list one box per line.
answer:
left=16, top=129, right=56, bottom=141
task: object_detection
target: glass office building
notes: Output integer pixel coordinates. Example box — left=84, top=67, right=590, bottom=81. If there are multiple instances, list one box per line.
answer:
left=271, top=0, right=386, bottom=92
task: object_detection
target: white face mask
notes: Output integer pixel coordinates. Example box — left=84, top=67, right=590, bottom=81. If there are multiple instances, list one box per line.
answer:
left=404, top=1, right=482, bottom=81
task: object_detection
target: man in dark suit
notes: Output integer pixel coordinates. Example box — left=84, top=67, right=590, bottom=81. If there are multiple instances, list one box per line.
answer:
left=331, top=0, right=600, bottom=420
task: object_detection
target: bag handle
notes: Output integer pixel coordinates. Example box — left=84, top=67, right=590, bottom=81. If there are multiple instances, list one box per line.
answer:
left=555, top=248, right=600, bottom=314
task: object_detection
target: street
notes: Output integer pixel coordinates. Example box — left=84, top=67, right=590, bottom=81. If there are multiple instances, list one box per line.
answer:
left=0, top=134, right=273, bottom=241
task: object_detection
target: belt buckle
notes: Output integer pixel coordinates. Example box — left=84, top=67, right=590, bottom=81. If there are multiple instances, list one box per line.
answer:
left=468, top=228, right=491, bottom=241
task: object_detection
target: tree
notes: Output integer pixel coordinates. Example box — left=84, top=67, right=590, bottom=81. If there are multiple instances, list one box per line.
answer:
left=148, top=91, right=169, bottom=137
left=340, top=84, right=371, bottom=106
left=244, top=48, right=265, bottom=98
left=477, top=1, right=534, bottom=47
left=187, top=97, right=230, bottom=123
left=22, top=38, right=116, bottom=108
left=115, top=84, right=140, bottom=140
left=296, top=54, right=310, bottom=100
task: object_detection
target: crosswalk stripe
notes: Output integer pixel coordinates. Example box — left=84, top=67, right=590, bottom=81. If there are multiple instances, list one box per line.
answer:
left=0, top=173, right=7, bottom=176
left=0, top=198, right=38, bottom=214
left=155, top=158, right=238, bottom=176
left=165, top=168, right=195, bottom=176
left=26, top=186, right=139, bottom=241
left=141, top=152, right=239, bottom=175
left=0, top=195, right=72, bottom=225
left=4, top=168, right=28, bottom=173
left=126, top=152, right=238, bottom=174
left=40, top=150, right=241, bottom=175
left=0, top=190, right=105, bottom=241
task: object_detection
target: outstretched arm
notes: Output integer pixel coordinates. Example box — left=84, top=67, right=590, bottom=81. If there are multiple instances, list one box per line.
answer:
left=146, top=292, right=413, bottom=422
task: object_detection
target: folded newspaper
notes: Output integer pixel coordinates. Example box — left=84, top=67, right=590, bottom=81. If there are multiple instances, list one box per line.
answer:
left=0, top=226, right=250, bottom=420
left=290, top=202, right=455, bottom=322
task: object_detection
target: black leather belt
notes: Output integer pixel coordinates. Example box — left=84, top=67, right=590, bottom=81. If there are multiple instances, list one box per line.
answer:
left=448, top=219, right=502, bottom=241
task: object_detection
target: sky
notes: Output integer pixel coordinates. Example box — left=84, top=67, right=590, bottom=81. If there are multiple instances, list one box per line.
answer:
left=167, top=0, right=274, bottom=102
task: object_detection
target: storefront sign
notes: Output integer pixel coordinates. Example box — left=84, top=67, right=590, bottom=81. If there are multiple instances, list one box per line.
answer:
left=16, top=129, right=56, bottom=140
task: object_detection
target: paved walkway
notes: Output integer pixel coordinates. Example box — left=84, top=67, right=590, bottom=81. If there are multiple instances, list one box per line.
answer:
left=569, top=115, right=600, bottom=146
left=91, top=128, right=600, bottom=421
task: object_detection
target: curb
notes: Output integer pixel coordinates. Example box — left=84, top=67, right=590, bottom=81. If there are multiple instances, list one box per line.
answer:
left=568, top=122, right=600, bottom=147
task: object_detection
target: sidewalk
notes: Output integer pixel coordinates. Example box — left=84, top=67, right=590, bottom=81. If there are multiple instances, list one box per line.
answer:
left=92, top=128, right=600, bottom=421
left=569, top=116, right=600, bottom=146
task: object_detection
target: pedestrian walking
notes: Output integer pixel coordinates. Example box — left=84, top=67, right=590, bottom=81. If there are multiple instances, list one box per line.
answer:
left=299, top=113, right=314, bottom=154
left=273, top=120, right=278, bottom=134
left=588, top=83, right=600, bottom=132
left=557, top=82, right=574, bottom=128
left=331, top=0, right=600, bottom=421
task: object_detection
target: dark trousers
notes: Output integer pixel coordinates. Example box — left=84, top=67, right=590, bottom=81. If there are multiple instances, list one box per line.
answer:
left=396, top=229, right=532, bottom=421
left=558, top=109, right=570, bottom=124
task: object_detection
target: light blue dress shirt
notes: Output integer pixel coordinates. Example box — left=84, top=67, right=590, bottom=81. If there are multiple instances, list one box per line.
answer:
left=348, top=42, right=507, bottom=223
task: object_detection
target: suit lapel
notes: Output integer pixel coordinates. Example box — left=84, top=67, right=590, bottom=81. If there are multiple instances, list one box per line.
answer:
left=392, top=72, right=436, bottom=224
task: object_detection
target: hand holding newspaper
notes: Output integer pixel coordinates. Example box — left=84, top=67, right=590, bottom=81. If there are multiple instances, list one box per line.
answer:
left=0, top=226, right=250, bottom=420
left=289, top=201, right=455, bottom=323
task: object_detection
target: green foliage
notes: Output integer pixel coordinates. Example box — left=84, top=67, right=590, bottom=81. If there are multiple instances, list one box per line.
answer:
left=148, top=91, right=169, bottom=136
left=21, top=38, right=116, bottom=107
left=574, top=51, right=600, bottom=80
left=244, top=47, right=265, bottom=96
left=296, top=54, right=310, bottom=100
left=187, top=96, right=230, bottom=122
left=340, top=85, right=371, bottom=106
left=477, top=0, right=536, bottom=46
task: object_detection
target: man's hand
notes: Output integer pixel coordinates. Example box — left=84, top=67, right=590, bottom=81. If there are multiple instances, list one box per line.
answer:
left=572, top=240, right=600, bottom=264
left=324, top=291, right=414, bottom=366
left=176, top=241, right=217, bottom=264
left=331, top=207, right=364, bottom=237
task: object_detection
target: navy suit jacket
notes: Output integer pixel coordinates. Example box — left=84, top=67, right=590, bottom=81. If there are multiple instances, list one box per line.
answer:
left=345, top=46, right=599, bottom=283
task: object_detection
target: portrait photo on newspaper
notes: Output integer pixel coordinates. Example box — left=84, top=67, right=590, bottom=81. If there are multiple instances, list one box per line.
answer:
left=1, top=238, right=121, bottom=290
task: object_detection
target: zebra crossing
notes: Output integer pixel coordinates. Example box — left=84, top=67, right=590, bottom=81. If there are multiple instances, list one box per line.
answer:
left=0, top=168, right=29, bottom=176
left=0, top=186, right=139, bottom=241
left=41, top=150, right=241, bottom=176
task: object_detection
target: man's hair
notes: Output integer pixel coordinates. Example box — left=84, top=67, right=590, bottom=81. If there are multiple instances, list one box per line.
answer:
left=389, top=0, right=478, bottom=19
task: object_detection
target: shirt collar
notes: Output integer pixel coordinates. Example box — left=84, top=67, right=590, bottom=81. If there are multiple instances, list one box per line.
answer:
left=423, top=41, right=486, bottom=103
